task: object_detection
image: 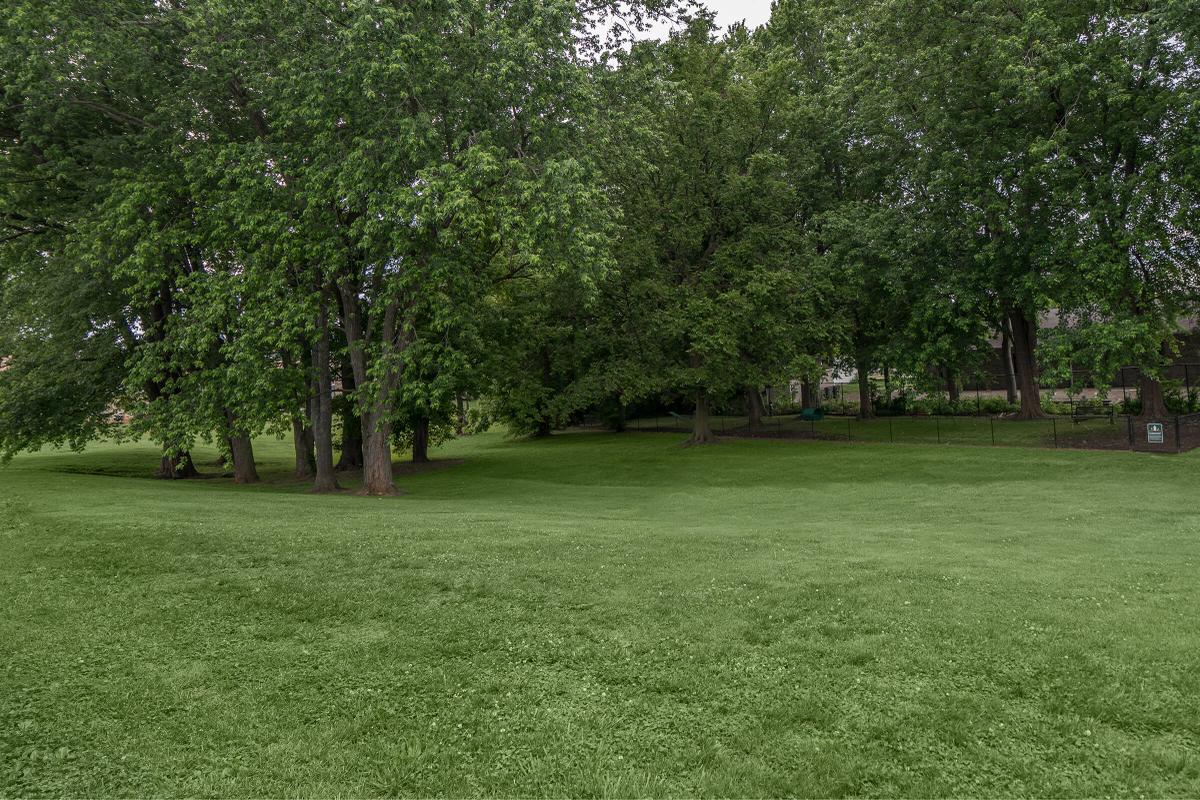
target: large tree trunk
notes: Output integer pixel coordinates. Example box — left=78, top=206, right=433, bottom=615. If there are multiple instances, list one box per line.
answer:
left=156, top=449, right=199, bottom=479
left=1008, top=309, right=1047, bottom=419
left=360, top=408, right=397, bottom=495
left=337, top=411, right=363, bottom=470
left=856, top=355, right=874, bottom=419
left=747, top=386, right=766, bottom=428
left=336, top=358, right=363, bottom=470
left=1000, top=322, right=1019, bottom=404
left=455, top=393, right=467, bottom=436
left=801, top=379, right=817, bottom=409
left=945, top=367, right=960, bottom=404
left=310, top=303, right=340, bottom=493
left=338, top=283, right=400, bottom=496
left=1138, top=369, right=1171, bottom=419
left=687, top=392, right=718, bottom=445
left=292, top=417, right=315, bottom=479
left=228, top=435, right=259, bottom=483
left=412, top=416, right=430, bottom=463
left=1137, top=341, right=1176, bottom=419
left=224, top=410, right=259, bottom=484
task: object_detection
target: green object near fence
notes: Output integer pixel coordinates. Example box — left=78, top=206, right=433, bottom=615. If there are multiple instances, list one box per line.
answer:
left=800, top=407, right=824, bottom=421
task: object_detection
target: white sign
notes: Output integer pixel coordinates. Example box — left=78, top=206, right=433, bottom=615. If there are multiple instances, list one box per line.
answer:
left=1147, top=423, right=1164, bottom=444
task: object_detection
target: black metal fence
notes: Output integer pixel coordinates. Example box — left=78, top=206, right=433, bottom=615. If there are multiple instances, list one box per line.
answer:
left=816, top=362, right=1200, bottom=417
left=620, top=411, right=1200, bottom=454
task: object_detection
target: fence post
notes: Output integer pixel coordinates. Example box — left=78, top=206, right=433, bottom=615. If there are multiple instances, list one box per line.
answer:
left=847, top=416, right=852, bottom=442
left=990, top=416, right=995, bottom=446
left=936, top=416, right=941, bottom=444
left=1052, top=417, right=1058, bottom=448
left=1127, top=415, right=1133, bottom=449
left=1176, top=415, right=1182, bottom=452
left=889, top=418, right=894, bottom=443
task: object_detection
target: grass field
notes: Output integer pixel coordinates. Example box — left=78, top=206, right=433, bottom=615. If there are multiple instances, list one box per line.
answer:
left=2, top=432, right=1199, bottom=797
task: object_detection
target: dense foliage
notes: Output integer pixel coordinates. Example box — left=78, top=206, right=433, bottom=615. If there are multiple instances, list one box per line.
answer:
left=2, top=0, right=1197, bottom=488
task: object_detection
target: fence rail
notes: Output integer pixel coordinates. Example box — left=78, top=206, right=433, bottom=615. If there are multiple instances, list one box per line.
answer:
left=619, top=411, right=1200, bottom=454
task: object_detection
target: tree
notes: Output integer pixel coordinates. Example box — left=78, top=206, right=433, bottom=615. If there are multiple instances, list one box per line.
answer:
left=601, top=19, right=831, bottom=444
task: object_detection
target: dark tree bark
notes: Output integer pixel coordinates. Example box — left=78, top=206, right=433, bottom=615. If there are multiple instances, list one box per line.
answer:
left=338, top=283, right=399, bottom=496
left=883, top=366, right=891, bottom=405
left=156, top=450, right=199, bottom=479
left=336, top=358, right=363, bottom=470
left=801, top=379, right=817, bottom=409
left=412, top=416, right=430, bottom=463
left=856, top=354, right=874, bottom=419
left=310, top=302, right=340, bottom=493
left=292, top=417, right=315, bottom=478
left=455, top=392, right=467, bottom=435
left=747, top=386, right=766, bottom=428
left=687, top=391, right=718, bottom=445
left=223, top=410, right=259, bottom=484
left=1138, top=370, right=1171, bottom=419
left=359, top=409, right=396, bottom=495
left=1000, top=323, right=1019, bottom=405
left=1008, top=309, right=1047, bottom=419
left=535, top=418, right=552, bottom=437
left=945, top=367, right=960, bottom=403
left=1137, top=342, right=1176, bottom=419
left=337, top=411, right=363, bottom=470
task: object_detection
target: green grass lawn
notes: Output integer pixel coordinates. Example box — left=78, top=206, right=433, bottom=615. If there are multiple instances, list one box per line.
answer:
left=2, top=432, right=1199, bottom=797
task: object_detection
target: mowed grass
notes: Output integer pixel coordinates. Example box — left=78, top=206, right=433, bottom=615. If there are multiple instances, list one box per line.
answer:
left=2, top=432, right=1199, bottom=797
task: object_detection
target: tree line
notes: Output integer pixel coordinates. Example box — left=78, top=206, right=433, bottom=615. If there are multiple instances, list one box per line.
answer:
left=2, top=0, right=1198, bottom=493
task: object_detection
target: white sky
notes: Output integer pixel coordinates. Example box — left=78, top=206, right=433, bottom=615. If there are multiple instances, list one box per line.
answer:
left=639, top=0, right=775, bottom=39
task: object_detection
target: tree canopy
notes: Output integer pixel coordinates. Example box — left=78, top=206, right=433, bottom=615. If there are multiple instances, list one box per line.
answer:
left=2, top=0, right=1197, bottom=486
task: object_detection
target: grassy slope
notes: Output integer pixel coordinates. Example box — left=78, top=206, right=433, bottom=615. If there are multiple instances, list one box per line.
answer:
left=2, top=433, right=1199, bottom=797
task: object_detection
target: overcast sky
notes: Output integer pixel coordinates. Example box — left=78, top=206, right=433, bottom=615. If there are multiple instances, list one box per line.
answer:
left=639, top=0, right=775, bottom=39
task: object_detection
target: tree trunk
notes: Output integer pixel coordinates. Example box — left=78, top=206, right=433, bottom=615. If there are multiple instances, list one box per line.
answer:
left=1138, top=369, right=1171, bottom=419
left=338, top=282, right=401, bottom=496
left=801, top=380, right=816, bottom=409
left=224, top=410, right=259, bottom=484
left=747, top=386, right=766, bottom=428
left=857, top=355, right=874, bottom=419
left=687, top=391, right=718, bottom=445
left=310, top=303, right=340, bottom=493
left=412, top=416, right=430, bottom=463
left=455, top=392, right=467, bottom=436
left=156, top=449, right=199, bottom=479
left=882, top=366, right=891, bottom=405
left=292, top=417, right=315, bottom=479
left=360, top=409, right=397, bottom=495
left=945, top=367, right=960, bottom=404
left=1137, top=340, right=1176, bottom=419
left=1008, top=309, right=1047, bottom=419
left=337, top=410, right=363, bottom=470
left=335, top=358, right=363, bottom=471
left=228, top=435, right=259, bottom=483
left=1000, top=325, right=1019, bottom=404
